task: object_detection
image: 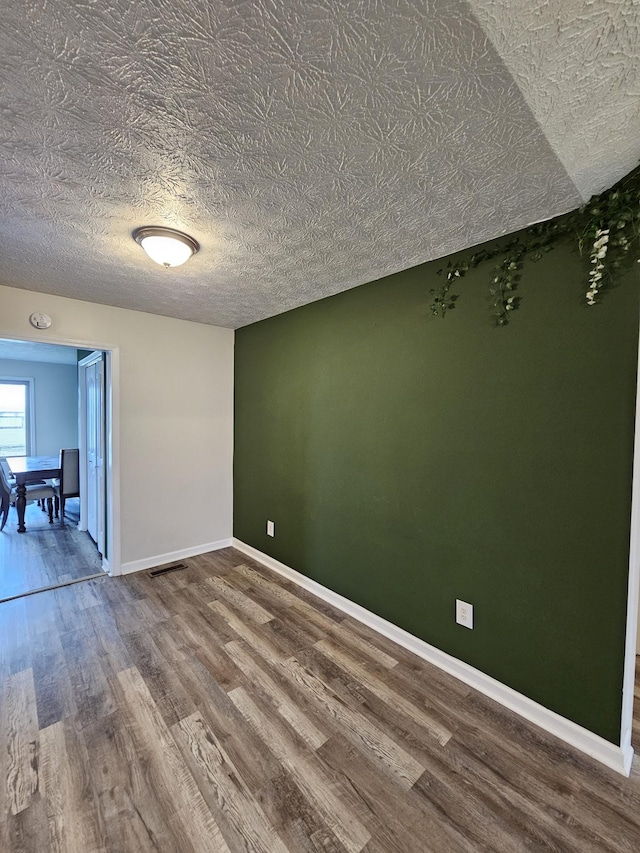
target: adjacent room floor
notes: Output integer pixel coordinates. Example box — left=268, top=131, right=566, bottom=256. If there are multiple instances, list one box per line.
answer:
left=0, top=546, right=639, bottom=852
left=0, top=497, right=103, bottom=602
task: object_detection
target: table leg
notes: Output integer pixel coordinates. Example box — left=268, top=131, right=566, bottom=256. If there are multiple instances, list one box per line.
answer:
left=16, top=483, right=27, bottom=533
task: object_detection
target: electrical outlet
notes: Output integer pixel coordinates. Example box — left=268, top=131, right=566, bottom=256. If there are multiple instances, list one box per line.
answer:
left=456, top=599, right=473, bottom=629
left=266, top=520, right=275, bottom=537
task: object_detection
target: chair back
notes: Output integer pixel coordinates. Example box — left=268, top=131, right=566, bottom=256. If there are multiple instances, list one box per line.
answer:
left=0, top=457, right=14, bottom=483
left=60, top=448, right=80, bottom=498
left=0, top=460, right=13, bottom=504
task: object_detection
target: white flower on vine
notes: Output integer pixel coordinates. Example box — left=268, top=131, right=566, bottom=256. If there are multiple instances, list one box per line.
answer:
left=586, top=229, right=611, bottom=305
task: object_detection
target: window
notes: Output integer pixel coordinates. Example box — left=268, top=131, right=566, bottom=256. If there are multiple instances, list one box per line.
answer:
left=0, top=380, right=32, bottom=457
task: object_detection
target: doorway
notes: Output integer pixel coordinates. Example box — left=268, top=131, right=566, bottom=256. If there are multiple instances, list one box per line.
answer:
left=0, top=338, right=116, bottom=601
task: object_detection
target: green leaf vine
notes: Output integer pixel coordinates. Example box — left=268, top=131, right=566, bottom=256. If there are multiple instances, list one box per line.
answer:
left=430, top=168, right=640, bottom=326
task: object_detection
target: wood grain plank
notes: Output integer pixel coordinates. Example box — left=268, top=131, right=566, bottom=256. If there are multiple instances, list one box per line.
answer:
left=81, top=709, right=186, bottom=853
left=215, top=599, right=368, bottom=710
left=72, top=576, right=109, bottom=610
left=172, top=652, right=285, bottom=795
left=59, top=626, right=117, bottom=729
left=110, top=596, right=167, bottom=637
left=225, top=639, right=329, bottom=750
left=262, top=769, right=347, bottom=853
left=30, top=627, right=76, bottom=730
left=228, top=686, right=371, bottom=853
left=256, top=595, right=383, bottom=667
left=1, top=669, right=39, bottom=816
left=279, top=656, right=424, bottom=789
left=40, top=718, right=106, bottom=853
left=52, top=586, right=97, bottom=636
left=327, top=624, right=398, bottom=670
left=116, top=666, right=231, bottom=853
left=0, top=793, right=50, bottom=853
left=0, top=599, right=30, bottom=679
left=232, top=564, right=342, bottom=634
left=206, top=575, right=275, bottom=624
left=173, top=711, right=291, bottom=853
left=317, top=732, right=462, bottom=853
left=286, top=642, right=373, bottom=709
left=23, top=589, right=60, bottom=639
left=169, top=612, right=243, bottom=690
left=121, top=630, right=196, bottom=727
left=84, top=600, right=133, bottom=677
left=210, top=600, right=285, bottom=662
left=314, top=637, right=452, bottom=746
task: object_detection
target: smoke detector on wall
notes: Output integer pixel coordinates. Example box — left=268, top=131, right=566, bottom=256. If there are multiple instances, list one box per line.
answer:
left=29, top=312, right=52, bottom=330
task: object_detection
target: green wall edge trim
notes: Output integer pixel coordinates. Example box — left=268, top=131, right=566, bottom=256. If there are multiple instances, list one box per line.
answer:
left=233, top=538, right=634, bottom=776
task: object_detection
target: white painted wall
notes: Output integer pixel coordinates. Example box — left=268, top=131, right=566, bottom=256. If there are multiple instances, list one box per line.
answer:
left=0, top=358, right=78, bottom=456
left=0, top=285, right=234, bottom=570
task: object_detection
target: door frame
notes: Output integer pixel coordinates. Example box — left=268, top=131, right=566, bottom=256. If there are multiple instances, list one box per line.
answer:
left=620, top=328, right=640, bottom=769
left=0, top=332, right=120, bottom=577
left=78, top=351, right=106, bottom=556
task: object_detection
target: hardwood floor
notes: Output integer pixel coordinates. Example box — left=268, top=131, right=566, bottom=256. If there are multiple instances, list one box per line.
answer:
left=0, top=498, right=103, bottom=602
left=1, top=546, right=639, bottom=852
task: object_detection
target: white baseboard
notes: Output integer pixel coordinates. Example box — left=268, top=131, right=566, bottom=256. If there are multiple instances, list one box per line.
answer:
left=232, top=538, right=634, bottom=777
left=120, top=538, right=233, bottom=576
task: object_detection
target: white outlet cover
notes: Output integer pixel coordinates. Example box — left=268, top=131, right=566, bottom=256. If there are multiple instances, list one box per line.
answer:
left=456, top=599, right=474, bottom=629
left=266, top=520, right=275, bottom=537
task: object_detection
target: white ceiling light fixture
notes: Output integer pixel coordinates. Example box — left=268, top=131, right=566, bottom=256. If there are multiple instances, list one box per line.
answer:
left=133, top=226, right=199, bottom=268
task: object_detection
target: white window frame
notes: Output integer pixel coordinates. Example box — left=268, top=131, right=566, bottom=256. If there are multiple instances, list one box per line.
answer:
left=0, top=376, right=36, bottom=456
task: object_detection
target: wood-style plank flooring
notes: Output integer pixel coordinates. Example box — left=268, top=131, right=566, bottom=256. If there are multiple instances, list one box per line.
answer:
left=0, top=498, right=102, bottom=601
left=1, top=546, right=639, bottom=852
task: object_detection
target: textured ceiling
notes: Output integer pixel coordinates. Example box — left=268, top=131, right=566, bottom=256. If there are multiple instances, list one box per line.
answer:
left=468, top=0, right=640, bottom=198
left=0, top=1, right=637, bottom=329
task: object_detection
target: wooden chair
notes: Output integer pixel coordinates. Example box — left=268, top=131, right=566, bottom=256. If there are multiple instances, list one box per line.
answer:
left=0, top=460, right=55, bottom=531
left=0, top=457, right=15, bottom=488
left=51, top=448, right=80, bottom=521
left=0, top=460, right=10, bottom=530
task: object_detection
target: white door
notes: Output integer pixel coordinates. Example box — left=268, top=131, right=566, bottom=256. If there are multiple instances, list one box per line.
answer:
left=83, top=355, right=105, bottom=555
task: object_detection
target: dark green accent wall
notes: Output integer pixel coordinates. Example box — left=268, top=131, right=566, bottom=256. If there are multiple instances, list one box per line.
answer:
left=234, top=235, right=639, bottom=743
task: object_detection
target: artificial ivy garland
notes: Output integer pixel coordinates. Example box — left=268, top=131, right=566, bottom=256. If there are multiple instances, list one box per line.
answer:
left=430, top=168, right=640, bottom=326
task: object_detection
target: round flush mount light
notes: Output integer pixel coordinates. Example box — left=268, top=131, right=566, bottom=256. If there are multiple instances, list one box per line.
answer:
left=133, top=226, right=199, bottom=268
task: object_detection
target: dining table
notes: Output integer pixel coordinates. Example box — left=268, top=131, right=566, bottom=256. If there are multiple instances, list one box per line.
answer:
left=6, top=455, right=61, bottom=533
